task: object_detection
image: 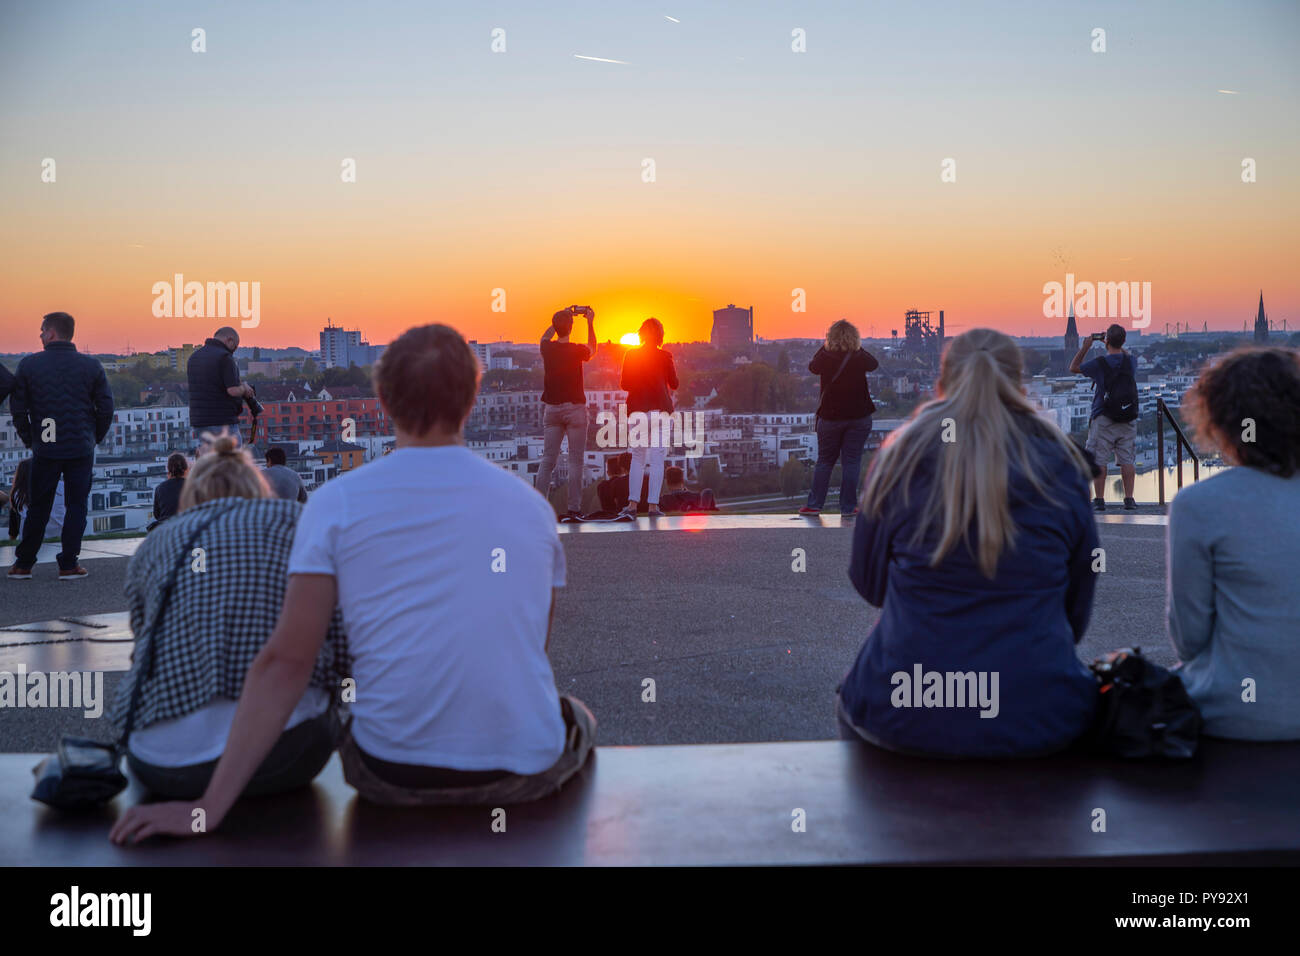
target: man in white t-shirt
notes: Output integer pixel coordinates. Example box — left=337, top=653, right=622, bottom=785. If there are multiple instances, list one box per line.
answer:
left=111, top=324, right=597, bottom=844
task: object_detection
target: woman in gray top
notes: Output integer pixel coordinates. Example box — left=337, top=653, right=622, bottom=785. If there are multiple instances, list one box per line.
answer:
left=1168, top=347, right=1300, bottom=740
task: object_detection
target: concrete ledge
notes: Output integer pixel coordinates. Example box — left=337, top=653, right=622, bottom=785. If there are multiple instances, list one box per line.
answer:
left=6, top=737, right=1297, bottom=865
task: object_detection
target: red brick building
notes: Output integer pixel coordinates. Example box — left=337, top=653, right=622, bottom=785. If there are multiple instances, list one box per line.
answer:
left=260, top=398, right=392, bottom=444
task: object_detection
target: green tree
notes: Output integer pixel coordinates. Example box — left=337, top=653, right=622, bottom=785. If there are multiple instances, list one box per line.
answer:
left=301, top=357, right=319, bottom=378
left=717, top=363, right=801, bottom=413
left=779, top=457, right=806, bottom=497
left=698, top=458, right=723, bottom=494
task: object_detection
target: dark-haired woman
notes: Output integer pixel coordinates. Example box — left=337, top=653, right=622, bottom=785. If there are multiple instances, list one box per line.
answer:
left=1168, top=347, right=1300, bottom=740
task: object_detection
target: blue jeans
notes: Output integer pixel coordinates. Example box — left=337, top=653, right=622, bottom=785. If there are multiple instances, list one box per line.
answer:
left=807, top=416, right=872, bottom=514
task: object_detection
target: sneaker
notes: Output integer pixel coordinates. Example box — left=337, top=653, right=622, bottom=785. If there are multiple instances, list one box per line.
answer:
left=840, top=508, right=860, bottom=519
left=58, top=566, right=89, bottom=581
left=1092, top=498, right=1106, bottom=513
left=8, top=565, right=33, bottom=580
left=1123, top=497, right=1137, bottom=511
left=614, top=505, right=638, bottom=522
left=647, top=507, right=664, bottom=518
left=797, top=506, right=820, bottom=516
left=559, top=511, right=585, bottom=524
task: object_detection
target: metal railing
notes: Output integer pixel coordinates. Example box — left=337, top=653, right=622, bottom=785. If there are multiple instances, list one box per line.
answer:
left=1155, top=398, right=1200, bottom=506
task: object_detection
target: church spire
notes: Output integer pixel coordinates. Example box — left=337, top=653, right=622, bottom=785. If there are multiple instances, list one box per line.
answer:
left=1254, top=291, right=1269, bottom=342
left=1063, top=300, right=1079, bottom=353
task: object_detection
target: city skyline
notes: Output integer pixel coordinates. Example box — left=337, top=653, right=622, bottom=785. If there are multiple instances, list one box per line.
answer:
left=2, top=0, right=1297, bottom=353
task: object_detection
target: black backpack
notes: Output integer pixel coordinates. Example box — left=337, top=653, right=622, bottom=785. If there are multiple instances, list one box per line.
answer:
left=1098, top=353, right=1138, bottom=423
left=1085, top=648, right=1202, bottom=759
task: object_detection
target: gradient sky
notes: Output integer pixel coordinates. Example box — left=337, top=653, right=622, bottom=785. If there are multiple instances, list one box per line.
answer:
left=1, top=0, right=1297, bottom=353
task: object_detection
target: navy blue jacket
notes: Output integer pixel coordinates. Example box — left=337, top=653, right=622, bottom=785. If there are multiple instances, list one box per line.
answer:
left=11, top=342, right=114, bottom=459
left=841, top=424, right=1099, bottom=757
left=187, top=338, right=244, bottom=428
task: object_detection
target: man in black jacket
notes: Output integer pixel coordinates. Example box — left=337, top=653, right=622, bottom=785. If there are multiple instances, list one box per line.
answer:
left=187, top=326, right=253, bottom=447
left=8, top=312, right=114, bottom=580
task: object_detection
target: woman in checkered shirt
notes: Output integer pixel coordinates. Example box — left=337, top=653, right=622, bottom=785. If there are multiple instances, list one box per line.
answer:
left=111, top=435, right=350, bottom=799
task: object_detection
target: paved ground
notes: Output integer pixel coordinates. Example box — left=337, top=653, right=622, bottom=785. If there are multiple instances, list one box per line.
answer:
left=0, top=518, right=1171, bottom=753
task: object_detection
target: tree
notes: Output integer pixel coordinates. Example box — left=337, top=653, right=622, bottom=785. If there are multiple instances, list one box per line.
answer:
left=776, top=348, right=791, bottom=374
left=301, top=357, right=319, bottom=378
left=698, top=458, right=723, bottom=494
left=716, top=363, right=801, bottom=413
left=779, top=457, right=806, bottom=497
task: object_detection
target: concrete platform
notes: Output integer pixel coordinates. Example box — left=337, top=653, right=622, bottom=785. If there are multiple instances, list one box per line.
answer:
left=0, top=537, right=144, bottom=567
left=6, top=736, right=1298, bottom=866
left=0, top=612, right=135, bottom=673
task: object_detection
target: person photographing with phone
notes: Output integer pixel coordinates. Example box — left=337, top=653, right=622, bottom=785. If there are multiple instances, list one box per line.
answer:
left=1070, top=323, right=1139, bottom=511
left=535, top=306, right=597, bottom=523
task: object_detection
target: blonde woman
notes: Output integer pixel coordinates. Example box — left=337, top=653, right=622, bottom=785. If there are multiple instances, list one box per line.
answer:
left=800, top=320, right=880, bottom=517
left=111, top=435, right=349, bottom=799
left=618, top=317, right=678, bottom=519
left=837, top=329, right=1099, bottom=758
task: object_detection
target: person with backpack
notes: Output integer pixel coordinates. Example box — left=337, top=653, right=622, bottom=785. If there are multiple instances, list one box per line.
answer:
left=800, top=319, right=879, bottom=517
left=1070, top=323, right=1138, bottom=512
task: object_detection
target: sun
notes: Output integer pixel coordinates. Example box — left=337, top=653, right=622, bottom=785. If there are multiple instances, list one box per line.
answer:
left=619, top=332, right=641, bottom=346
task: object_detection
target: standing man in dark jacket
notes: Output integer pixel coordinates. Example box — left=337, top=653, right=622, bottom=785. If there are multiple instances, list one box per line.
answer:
left=8, top=312, right=114, bottom=581
left=188, top=327, right=253, bottom=448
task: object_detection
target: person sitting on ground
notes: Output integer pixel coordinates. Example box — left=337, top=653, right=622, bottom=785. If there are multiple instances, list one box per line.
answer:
left=111, top=324, right=595, bottom=844
left=108, top=436, right=349, bottom=802
left=1167, top=346, right=1300, bottom=741
left=151, top=453, right=189, bottom=525
left=262, top=446, right=308, bottom=503
left=588, top=454, right=631, bottom=519
left=658, top=466, right=718, bottom=513
left=837, top=328, right=1099, bottom=758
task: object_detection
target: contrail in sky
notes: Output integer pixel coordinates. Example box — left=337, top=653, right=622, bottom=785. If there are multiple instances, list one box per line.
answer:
left=1217, top=89, right=1240, bottom=94
left=665, top=15, right=680, bottom=22
left=574, top=54, right=628, bottom=64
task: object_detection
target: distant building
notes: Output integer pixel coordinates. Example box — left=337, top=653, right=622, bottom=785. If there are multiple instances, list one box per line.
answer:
left=315, top=439, right=366, bottom=473
left=1255, top=291, right=1269, bottom=343
left=711, top=304, right=754, bottom=349
left=468, top=340, right=492, bottom=372
left=320, top=319, right=384, bottom=368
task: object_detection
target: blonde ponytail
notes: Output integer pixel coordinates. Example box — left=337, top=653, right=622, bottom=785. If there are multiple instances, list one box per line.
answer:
left=180, top=434, right=271, bottom=511
left=861, top=329, right=1090, bottom=578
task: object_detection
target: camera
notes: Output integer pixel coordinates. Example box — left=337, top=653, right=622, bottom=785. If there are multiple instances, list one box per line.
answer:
left=244, top=389, right=264, bottom=417
left=569, top=305, right=591, bottom=316
left=1092, top=332, right=1106, bottom=342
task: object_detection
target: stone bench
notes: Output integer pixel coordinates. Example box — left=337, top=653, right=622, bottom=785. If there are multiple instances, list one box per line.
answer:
left=5, top=737, right=1298, bottom=865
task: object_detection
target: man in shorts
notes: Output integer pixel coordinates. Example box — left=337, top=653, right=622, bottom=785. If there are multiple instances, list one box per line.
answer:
left=1070, top=323, right=1138, bottom=512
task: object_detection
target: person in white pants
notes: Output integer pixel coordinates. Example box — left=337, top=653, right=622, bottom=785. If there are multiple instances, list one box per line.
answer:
left=617, top=318, right=678, bottom=520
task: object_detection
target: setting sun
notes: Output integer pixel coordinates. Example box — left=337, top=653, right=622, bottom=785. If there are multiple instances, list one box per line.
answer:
left=619, top=333, right=641, bottom=346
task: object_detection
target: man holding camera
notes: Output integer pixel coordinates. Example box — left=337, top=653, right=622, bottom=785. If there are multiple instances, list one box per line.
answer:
left=1070, top=323, right=1139, bottom=512
left=188, top=326, right=254, bottom=449
left=535, top=306, right=597, bottom=522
